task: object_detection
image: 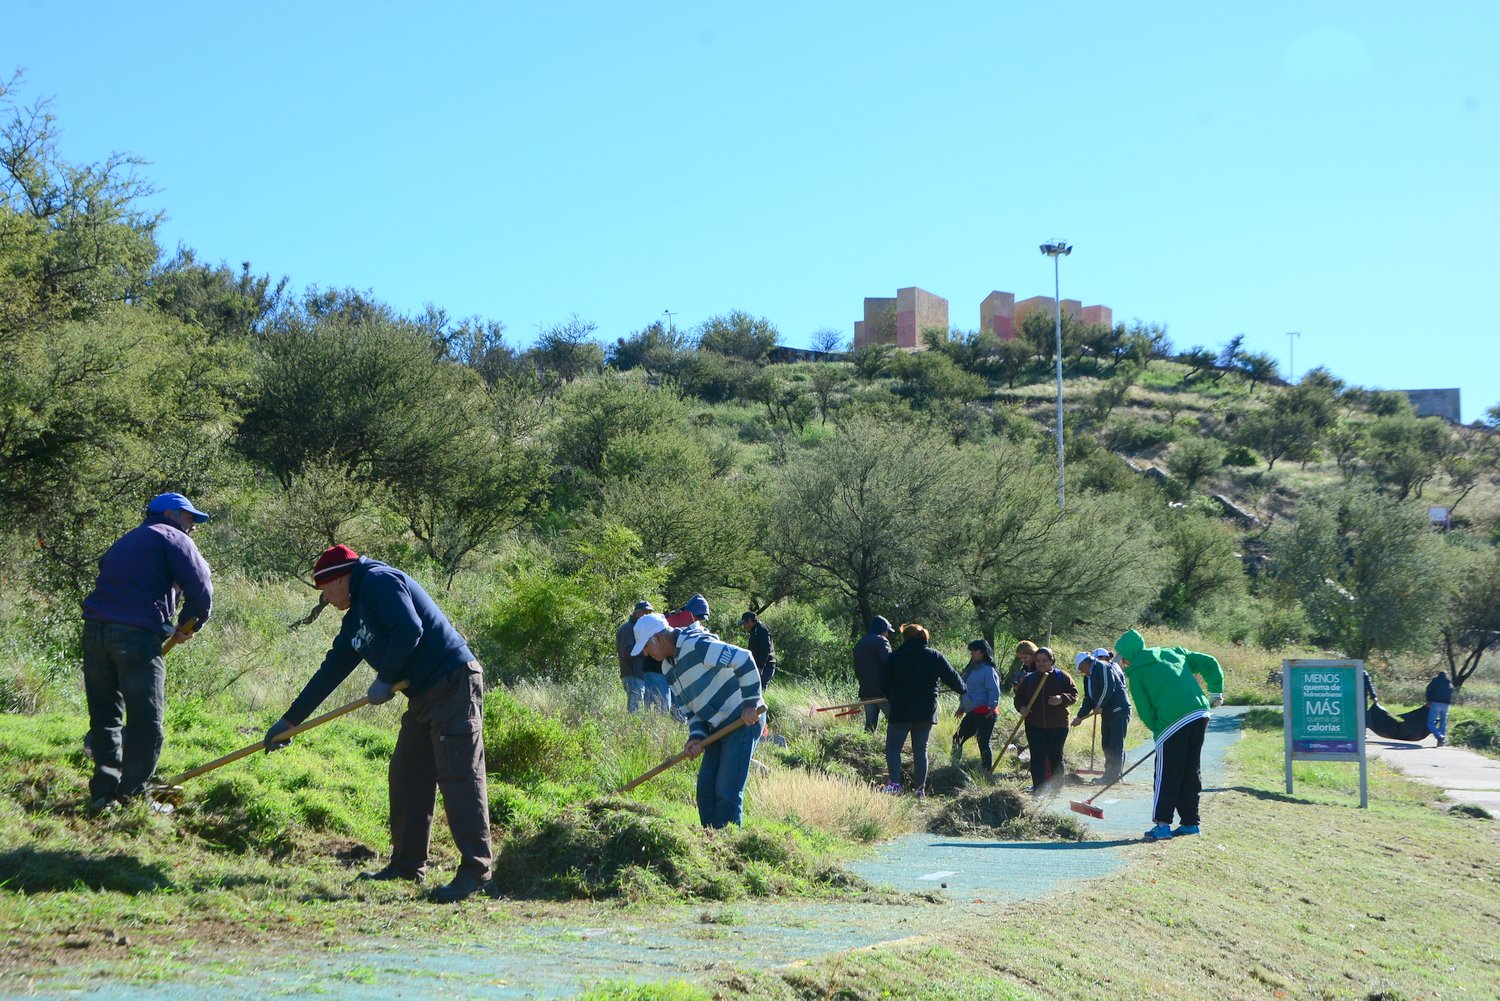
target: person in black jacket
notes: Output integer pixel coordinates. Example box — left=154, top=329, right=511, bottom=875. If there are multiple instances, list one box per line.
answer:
left=738, top=611, right=777, bottom=688
left=852, top=616, right=895, bottom=732
left=879, top=623, right=965, bottom=797
left=1425, top=671, right=1454, bottom=746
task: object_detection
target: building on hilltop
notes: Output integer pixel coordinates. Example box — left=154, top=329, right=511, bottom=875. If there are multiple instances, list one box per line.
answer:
left=1401, top=388, right=1461, bottom=422
left=852, top=287, right=949, bottom=349
left=855, top=286, right=1111, bottom=348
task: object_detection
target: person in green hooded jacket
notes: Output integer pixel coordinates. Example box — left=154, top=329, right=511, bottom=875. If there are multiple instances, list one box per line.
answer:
left=1114, top=629, right=1224, bottom=842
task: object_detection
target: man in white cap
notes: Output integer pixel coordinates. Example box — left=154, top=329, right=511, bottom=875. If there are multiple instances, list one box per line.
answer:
left=631, top=612, right=764, bottom=827
left=1072, top=648, right=1133, bottom=784
left=81, top=492, right=213, bottom=812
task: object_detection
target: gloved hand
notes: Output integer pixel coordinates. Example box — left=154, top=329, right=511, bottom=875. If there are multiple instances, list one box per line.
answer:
left=264, top=718, right=294, bottom=753
left=367, top=679, right=395, bottom=705
left=1210, top=693, right=1224, bottom=708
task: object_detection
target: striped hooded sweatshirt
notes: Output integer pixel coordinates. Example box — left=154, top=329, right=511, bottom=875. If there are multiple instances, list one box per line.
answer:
left=665, top=629, right=765, bottom=740
left=1115, top=629, right=1224, bottom=743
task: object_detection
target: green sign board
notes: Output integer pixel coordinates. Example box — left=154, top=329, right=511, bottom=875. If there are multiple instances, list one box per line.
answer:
left=1283, top=659, right=1367, bottom=808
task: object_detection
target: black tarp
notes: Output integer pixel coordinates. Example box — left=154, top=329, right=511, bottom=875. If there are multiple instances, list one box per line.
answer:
left=1366, top=703, right=1430, bottom=742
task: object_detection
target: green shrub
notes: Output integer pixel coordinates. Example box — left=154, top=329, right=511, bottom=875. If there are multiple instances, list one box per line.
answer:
left=1449, top=709, right=1497, bottom=751
left=484, top=686, right=595, bottom=785
left=1103, top=418, right=1179, bottom=454
left=762, top=603, right=846, bottom=683
left=1223, top=443, right=1261, bottom=467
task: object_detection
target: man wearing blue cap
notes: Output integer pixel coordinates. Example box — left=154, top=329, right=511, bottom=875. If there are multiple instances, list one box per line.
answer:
left=81, top=492, right=213, bottom=811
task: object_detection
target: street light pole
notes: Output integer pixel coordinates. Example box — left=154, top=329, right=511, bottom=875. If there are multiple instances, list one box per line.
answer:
left=1040, top=240, right=1072, bottom=514
left=1286, top=330, right=1301, bottom=383
left=663, top=310, right=677, bottom=335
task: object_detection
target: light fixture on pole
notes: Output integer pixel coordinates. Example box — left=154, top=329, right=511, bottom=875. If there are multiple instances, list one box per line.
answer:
left=663, top=310, right=677, bottom=335
left=1286, top=330, right=1301, bottom=384
left=1040, top=240, right=1072, bottom=514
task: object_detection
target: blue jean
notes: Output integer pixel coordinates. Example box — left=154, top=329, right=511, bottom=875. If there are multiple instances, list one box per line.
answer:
left=642, top=672, right=673, bottom=713
left=1100, top=710, right=1131, bottom=783
left=886, top=722, right=932, bottom=790
left=1428, top=703, right=1450, bottom=742
left=696, top=720, right=760, bottom=828
left=622, top=676, right=646, bottom=712
left=82, top=620, right=167, bottom=800
left=864, top=702, right=885, bottom=732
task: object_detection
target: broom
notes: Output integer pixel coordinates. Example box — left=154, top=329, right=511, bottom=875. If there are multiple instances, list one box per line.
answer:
left=1069, top=744, right=1157, bottom=819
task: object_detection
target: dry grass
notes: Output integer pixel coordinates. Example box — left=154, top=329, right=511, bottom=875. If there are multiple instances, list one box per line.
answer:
left=746, top=766, right=919, bottom=843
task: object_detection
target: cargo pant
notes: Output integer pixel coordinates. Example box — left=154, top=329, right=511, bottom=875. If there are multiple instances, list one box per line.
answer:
left=388, top=661, right=492, bottom=881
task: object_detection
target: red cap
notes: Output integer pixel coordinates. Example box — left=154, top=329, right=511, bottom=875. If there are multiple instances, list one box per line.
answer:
left=312, top=544, right=360, bottom=586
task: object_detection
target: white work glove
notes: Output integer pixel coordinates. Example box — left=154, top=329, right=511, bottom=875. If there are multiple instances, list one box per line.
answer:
left=1209, top=693, right=1224, bottom=708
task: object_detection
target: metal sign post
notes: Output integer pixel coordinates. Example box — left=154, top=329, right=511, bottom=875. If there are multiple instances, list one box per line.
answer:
left=1283, top=659, right=1368, bottom=808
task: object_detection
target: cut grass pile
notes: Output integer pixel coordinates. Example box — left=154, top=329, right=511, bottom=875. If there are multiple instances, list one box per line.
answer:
left=927, top=787, right=1088, bottom=841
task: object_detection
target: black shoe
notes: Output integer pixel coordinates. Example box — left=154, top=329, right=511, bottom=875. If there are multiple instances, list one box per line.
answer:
left=88, top=796, right=119, bottom=816
left=430, top=871, right=495, bottom=904
left=358, top=864, right=424, bottom=884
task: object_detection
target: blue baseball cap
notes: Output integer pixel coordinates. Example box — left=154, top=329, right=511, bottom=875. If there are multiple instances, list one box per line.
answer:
left=146, top=492, right=210, bottom=522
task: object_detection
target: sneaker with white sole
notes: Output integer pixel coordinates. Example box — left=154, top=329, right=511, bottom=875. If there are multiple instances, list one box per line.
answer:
left=880, top=782, right=902, bottom=795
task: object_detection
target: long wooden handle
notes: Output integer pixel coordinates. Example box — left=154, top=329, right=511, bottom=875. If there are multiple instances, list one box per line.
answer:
left=1084, top=744, right=1157, bottom=806
left=999, top=675, right=1050, bottom=757
left=619, top=705, right=768, bottom=793
left=161, top=618, right=199, bottom=655
left=815, top=698, right=887, bottom=713
left=163, top=679, right=411, bottom=786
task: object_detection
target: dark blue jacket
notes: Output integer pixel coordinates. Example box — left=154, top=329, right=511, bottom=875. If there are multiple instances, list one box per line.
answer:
left=1075, top=660, right=1132, bottom=720
left=284, top=559, right=475, bottom=724
left=879, top=637, right=965, bottom=725
left=82, top=515, right=213, bottom=638
left=1425, top=673, right=1453, bottom=705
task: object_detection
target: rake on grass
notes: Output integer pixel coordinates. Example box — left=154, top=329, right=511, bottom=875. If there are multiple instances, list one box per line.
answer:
left=619, top=705, right=767, bottom=792
left=812, top=697, right=887, bottom=714
left=150, top=680, right=411, bottom=804
left=1069, top=744, right=1157, bottom=819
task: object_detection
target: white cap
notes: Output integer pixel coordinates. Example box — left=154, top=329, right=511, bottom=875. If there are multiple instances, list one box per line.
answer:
left=631, top=612, right=670, bottom=656
left=1074, top=651, right=1092, bottom=668
left=1092, top=647, right=1112, bottom=660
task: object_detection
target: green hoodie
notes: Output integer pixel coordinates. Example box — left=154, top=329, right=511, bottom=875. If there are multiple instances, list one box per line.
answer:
left=1115, top=629, right=1225, bottom=741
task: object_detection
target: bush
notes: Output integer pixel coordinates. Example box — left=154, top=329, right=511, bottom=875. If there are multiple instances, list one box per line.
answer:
left=1103, top=418, right=1179, bottom=454
left=762, top=603, right=846, bottom=683
left=1223, top=443, right=1261, bottom=467
left=484, top=686, right=596, bottom=785
left=1449, top=709, right=1497, bottom=751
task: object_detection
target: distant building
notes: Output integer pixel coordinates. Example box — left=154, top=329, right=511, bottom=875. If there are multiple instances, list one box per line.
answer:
left=1402, top=388, right=1461, bottom=422
left=854, top=286, right=1110, bottom=347
left=852, top=287, right=949, bottom=349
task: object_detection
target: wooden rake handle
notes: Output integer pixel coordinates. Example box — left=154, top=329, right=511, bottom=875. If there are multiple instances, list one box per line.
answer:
left=161, top=618, right=199, bottom=656
left=619, top=705, right=768, bottom=793
left=814, top=698, right=887, bottom=713
left=163, top=679, right=410, bottom=786
left=1082, top=744, right=1158, bottom=807
left=998, top=674, right=1050, bottom=758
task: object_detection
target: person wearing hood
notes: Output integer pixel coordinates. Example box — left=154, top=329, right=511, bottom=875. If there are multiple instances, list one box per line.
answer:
left=265, top=546, right=493, bottom=903
left=879, top=624, right=966, bottom=796
left=1012, top=646, right=1077, bottom=794
left=1072, top=648, right=1132, bottom=784
left=629, top=611, right=765, bottom=827
left=81, top=492, right=214, bottom=812
left=852, top=616, right=895, bottom=732
left=1114, top=628, right=1224, bottom=841
left=953, top=640, right=1002, bottom=772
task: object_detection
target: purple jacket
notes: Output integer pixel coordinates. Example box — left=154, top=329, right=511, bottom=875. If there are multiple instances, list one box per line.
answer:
left=82, top=515, right=213, bottom=638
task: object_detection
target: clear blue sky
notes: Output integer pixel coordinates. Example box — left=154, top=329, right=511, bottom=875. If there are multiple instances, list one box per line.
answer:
left=6, top=2, right=1496, bottom=419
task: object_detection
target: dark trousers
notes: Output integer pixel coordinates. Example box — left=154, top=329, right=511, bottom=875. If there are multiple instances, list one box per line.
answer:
left=1153, top=717, right=1207, bottom=826
left=1101, top=710, right=1130, bottom=783
left=886, top=721, right=932, bottom=790
left=388, top=662, right=493, bottom=880
left=1024, top=723, right=1068, bottom=791
left=82, top=621, right=166, bottom=801
left=954, top=711, right=997, bottom=771
left=863, top=701, right=886, bottom=732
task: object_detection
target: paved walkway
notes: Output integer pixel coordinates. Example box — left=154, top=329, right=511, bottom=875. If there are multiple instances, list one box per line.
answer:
left=1366, top=736, right=1500, bottom=813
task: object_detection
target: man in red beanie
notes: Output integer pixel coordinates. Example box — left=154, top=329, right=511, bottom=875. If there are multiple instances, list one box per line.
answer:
left=265, top=545, right=493, bottom=903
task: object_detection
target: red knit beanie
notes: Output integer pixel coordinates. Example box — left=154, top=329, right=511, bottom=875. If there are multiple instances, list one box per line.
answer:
left=312, top=544, right=360, bottom=586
